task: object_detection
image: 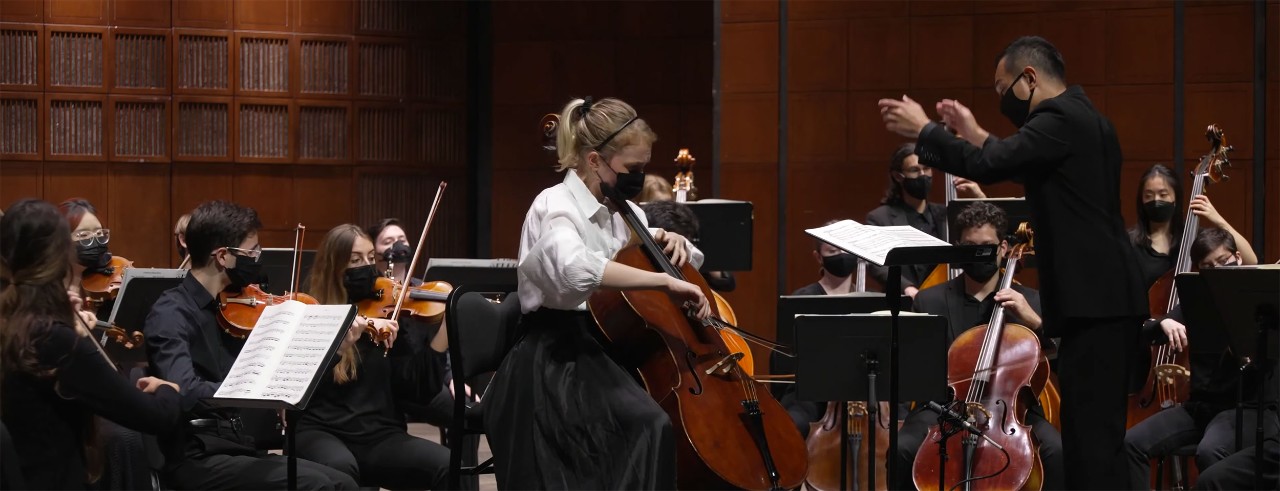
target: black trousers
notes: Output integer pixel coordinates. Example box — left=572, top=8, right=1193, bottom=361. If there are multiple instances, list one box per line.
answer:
left=895, top=406, right=1064, bottom=490
left=1124, top=407, right=1276, bottom=489
left=165, top=452, right=357, bottom=490
left=294, top=429, right=449, bottom=490
left=1058, top=316, right=1141, bottom=490
left=1193, top=440, right=1280, bottom=490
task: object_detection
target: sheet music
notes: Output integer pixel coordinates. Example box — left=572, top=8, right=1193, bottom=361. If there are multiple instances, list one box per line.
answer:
left=214, top=301, right=353, bottom=407
left=805, top=220, right=949, bottom=266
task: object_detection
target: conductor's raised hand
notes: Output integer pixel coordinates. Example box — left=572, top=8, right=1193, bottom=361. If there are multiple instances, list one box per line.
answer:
left=665, top=276, right=711, bottom=320
left=878, top=95, right=931, bottom=138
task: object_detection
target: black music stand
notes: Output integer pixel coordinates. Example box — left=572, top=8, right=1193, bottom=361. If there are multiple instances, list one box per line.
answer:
left=257, top=248, right=315, bottom=296
left=422, top=258, right=518, bottom=287
left=1196, top=266, right=1280, bottom=490
left=771, top=294, right=911, bottom=399
left=882, top=245, right=997, bottom=487
left=102, top=268, right=186, bottom=367
left=684, top=200, right=753, bottom=271
left=795, top=314, right=949, bottom=491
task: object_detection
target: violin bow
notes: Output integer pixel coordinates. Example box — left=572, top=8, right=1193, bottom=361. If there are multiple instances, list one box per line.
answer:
left=290, top=223, right=305, bottom=301
left=391, top=181, right=448, bottom=323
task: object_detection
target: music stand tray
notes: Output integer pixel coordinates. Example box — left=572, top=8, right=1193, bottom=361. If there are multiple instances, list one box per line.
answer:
left=1174, top=273, right=1232, bottom=355
left=257, top=248, right=316, bottom=296
left=684, top=200, right=753, bottom=271
left=772, top=293, right=912, bottom=398
left=423, top=258, right=518, bottom=288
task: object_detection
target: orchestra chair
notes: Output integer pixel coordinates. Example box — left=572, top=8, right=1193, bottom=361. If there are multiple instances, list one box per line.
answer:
left=1154, top=443, right=1198, bottom=490
left=444, top=285, right=522, bottom=490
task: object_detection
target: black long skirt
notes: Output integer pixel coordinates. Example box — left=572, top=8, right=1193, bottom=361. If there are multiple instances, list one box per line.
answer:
left=484, top=308, right=676, bottom=490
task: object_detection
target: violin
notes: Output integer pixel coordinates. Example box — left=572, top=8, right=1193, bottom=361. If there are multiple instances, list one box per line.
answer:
left=356, top=276, right=453, bottom=325
left=913, top=222, right=1048, bottom=491
left=217, top=224, right=317, bottom=338
left=358, top=182, right=449, bottom=355
left=81, top=255, right=133, bottom=310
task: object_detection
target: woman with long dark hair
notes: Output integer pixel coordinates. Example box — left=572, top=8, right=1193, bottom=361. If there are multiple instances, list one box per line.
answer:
left=294, top=224, right=450, bottom=489
left=0, top=199, right=181, bottom=489
left=1127, top=164, right=1184, bottom=288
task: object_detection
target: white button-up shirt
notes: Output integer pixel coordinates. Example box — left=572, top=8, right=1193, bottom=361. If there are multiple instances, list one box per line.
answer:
left=517, top=171, right=704, bottom=314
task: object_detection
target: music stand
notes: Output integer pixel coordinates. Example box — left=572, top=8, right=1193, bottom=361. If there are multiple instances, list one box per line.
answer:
left=1197, top=266, right=1280, bottom=490
left=422, top=258, right=518, bottom=287
left=257, top=248, right=315, bottom=296
left=795, top=314, right=949, bottom=491
left=946, top=199, right=1036, bottom=270
left=684, top=200, right=753, bottom=271
left=771, top=294, right=912, bottom=399
left=883, top=244, right=997, bottom=485
left=103, top=268, right=186, bottom=366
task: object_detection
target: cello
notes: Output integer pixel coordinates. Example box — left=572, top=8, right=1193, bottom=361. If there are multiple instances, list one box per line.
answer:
left=587, top=179, right=807, bottom=490
left=668, top=148, right=754, bottom=375
left=913, top=222, right=1048, bottom=491
left=805, top=258, right=891, bottom=491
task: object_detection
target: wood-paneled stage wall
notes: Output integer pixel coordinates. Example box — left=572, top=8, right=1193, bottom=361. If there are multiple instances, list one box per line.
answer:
left=1, top=0, right=472, bottom=265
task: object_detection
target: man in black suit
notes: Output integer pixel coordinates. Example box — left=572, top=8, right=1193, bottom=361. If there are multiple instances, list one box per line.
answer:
left=897, top=201, right=1063, bottom=490
left=879, top=36, right=1146, bottom=489
left=865, top=143, right=948, bottom=298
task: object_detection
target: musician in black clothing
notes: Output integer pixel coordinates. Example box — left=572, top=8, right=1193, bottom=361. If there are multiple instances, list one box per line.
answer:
left=1124, top=228, right=1276, bottom=489
left=295, top=224, right=450, bottom=489
left=143, top=200, right=356, bottom=490
left=1, top=199, right=182, bottom=489
left=1128, top=165, right=1258, bottom=289
left=1193, top=440, right=1280, bottom=490
left=880, top=35, right=1148, bottom=489
left=895, top=202, right=1063, bottom=490
left=865, top=143, right=947, bottom=298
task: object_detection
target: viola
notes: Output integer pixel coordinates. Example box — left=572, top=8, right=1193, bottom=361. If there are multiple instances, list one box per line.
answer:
left=218, top=285, right=319, bottom=338
left=82, top=255, right=133, bottom=310
left=357, top=277, right=452, bottom=325
left=913, top=222, right=1048, bottom=491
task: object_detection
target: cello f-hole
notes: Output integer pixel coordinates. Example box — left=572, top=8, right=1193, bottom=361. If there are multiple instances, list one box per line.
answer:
left=997, top=399, right=1016, bottom=435
left=685, top=350, right=704, bottom=395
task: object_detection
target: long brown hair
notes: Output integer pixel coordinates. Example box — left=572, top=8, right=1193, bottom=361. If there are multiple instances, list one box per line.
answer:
left=0, top=198, right=102, bottom=481
left=306, top=224, right=367, bottom=384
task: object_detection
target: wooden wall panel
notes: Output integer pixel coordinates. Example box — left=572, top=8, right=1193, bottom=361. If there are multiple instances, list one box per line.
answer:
left=112, top=0, right=172, bottom=28
left=847, top=17, right=909, bottom=91
left=720, top=22, right=778, bottom=94
left=1, top=93, right=42, bottom=159
left=174, top=96, right=232, bottom=161
left=108, top=95, right=170, bottom=162
left=235, top=98, right=292, bottom=162
left=1105, top=8, right=1173, bottom=84
left=173, top=30, right=232, bottom=94
left=296, top=101, right=350, bottom=163
left=1184, top=4, right=1254, bottom=84
left=0, top=162, right=43, bottom=205
left=1, top=1, right=43, bottom=23
left=42, top=162, right=108, bottom=211
left=298, top=37, right=351, bottom=97
left=1184, top=83, right=1254, bottom=159
left=45, top=26, right=109, bottom=93
left=788, top=20, right=846, bottom=92
left=1104, top=84, right=1174, bottom=162
left=45, top=0, right=109, bottom=25
left=45, top=94, right=106, bottom=160
left=170, top=163, right=234, bottom=222
left=173, top=0, right=232, bottom=30
left=1, top=25, right=44, bottom=91
left=909, top=16, right=974, bottom=89
left=234, top=0, right=292, bottom=32
left=107, top=162, right=170, bottom=266
left=296, top=0, right=353, bottom=35
left=236, top=34, right=293, bottom=96
left=112, top=28, right=170, bottom=93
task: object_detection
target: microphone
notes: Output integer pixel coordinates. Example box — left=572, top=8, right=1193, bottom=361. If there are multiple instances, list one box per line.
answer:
left=925, top=401, right=1004, bottom=451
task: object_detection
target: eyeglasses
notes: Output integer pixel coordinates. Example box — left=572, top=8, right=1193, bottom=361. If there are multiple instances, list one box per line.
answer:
left=221, top=246, right=263, bottom=262
left=72, top=228, right=110, bottom=247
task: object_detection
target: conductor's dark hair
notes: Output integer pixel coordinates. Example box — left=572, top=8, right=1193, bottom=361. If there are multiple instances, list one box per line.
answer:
left=641, top=200, right=699, bottom=241
left=997, top=36, right=1066, bottom=81
left=954, top=202, right=1008, bottom=240
left=185, top=200, right=262, bottom=269
left=1190, top=227, right=1237, bottom=265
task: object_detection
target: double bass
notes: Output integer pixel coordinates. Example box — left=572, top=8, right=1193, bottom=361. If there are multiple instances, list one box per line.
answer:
left=587, top=177, right=807, bottom=489
left=913, top=222, right=1048, bottom=491
left=805, top=258, right=890, bottom=491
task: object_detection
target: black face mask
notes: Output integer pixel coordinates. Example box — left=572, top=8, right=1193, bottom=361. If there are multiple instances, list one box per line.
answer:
left=76, top=242, right=112, bottom=272
left=822, top=253, right=858, bottom=278
left=961, top=259, right=999, bottom=283
left=1143, top=200, right=1176, bottom=223
left=343, top=265, right=381, bottom=303
left=900, top=175, right=932, bottom=201
left=598, top=165, right=646, bottom=201
left=1000, top=72, right=1034, bottom=128
left=224, top=254, right=262, bottom=289
left=383, top=241, right=412, bottom=265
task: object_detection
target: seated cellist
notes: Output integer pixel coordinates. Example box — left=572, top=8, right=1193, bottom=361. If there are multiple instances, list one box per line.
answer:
left=897, top=201, right=1063, bottom=490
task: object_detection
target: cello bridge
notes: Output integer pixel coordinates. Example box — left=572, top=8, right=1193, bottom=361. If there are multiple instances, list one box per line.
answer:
left=1153, top=364, right=1191, bottom=385
left=705, top=352, right=744, bottom=376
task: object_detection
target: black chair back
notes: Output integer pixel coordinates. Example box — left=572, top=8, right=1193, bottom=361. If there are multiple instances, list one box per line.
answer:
left=1, top=421, right=25, bottom=490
